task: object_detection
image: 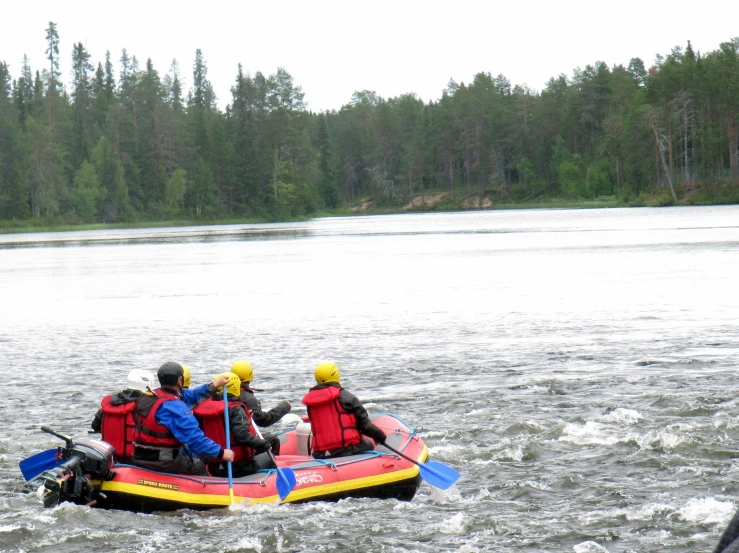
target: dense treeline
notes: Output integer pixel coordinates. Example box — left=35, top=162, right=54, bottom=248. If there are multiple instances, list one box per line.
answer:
left=1, top=24, right=739, bottom=225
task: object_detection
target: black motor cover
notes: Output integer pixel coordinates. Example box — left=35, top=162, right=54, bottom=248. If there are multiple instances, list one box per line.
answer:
left=67, top=439, right=115, bottom=478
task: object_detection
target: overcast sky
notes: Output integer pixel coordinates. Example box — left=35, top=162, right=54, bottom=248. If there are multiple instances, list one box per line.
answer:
left=2, top=0, right=737, bottom=112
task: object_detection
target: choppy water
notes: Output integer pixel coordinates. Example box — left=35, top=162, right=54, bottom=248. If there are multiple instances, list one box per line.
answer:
left=2, top=206, right=739, bottom=552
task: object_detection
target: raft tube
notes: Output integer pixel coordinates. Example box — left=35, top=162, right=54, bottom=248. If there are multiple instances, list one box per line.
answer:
left=88, top=414, right=426, bottom=512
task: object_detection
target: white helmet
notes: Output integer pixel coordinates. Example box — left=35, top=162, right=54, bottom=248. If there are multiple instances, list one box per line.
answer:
left=127, top=369, right=155, bottom=391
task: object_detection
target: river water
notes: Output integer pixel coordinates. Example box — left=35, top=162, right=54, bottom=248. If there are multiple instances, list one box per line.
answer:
left=1, top=206, right=739, bottom=553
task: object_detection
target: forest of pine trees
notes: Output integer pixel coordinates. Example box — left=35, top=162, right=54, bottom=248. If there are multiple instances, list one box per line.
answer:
left=1, top=23, right=739, bottom=226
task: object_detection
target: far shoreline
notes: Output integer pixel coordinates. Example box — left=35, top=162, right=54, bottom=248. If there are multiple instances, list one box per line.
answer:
left=1, top=191, right=736, bottom=235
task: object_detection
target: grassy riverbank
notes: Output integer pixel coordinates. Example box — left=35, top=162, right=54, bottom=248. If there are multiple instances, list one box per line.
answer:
left=2, top=185, right=738, bottom=235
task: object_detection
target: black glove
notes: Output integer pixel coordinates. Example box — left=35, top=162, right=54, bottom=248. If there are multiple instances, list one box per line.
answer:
left=254, top=438, right=272, bottom=453
left=374, top=432, right=386, bottom=445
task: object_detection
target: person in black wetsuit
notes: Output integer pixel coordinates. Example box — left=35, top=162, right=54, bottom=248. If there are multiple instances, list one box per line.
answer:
left=301, top=362, right=386, bottom=459
left=230, top=360, right=291, bottom=455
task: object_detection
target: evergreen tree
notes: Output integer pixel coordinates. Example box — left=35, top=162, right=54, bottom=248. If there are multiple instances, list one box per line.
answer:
left=44, top=21, right=61, bottom=90
left=13, top=55, right=34, bottom=127
left=92, top=134, right=128, bottom=221
left=104, top=51, right=115, bottom=100
left=316, top=113, right=338, bottom=207
left=24, top=116, right=67, bottom=217
left=0, top=62, right=25, bottom=218
left=71, top=41, right=94, bottom=165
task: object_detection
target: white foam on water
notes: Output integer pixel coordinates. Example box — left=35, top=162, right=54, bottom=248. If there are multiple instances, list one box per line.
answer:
left=615, top=501, right=673, bottom=521
left=139, top=531, right=169, bottom=552
left=391, top=500, right=417, bottom=512
left=713, top=418, right=731, bottom=432
left=433, top=511, right=467, bottom=533
left=427, top=484, right=462, bottom=503
left=469, top=458, right=497, bottom=466
left=573, top=540, right=610, bottom=553
left=457, top=536, right=486, bottom=552
left=475, top=487, right=491, bottom=499
left=29, top=511, right=56, bottom=524
left=523, top=419, right=548, bottom=432
left=523, top=480, right=552, bottom=491
left=429, top=443, right=465, bottom=456
left=676, top=465, right=706, bottom=477
left=494, top=445, right=524, bottom=462
left=227, top=536, right=263, bottom=552
left=597, top=408, right=643, bottom=424
left=50, top=501, right=90, bottom=515
left=422, top=430, right=448, bottom=439
left=559, top=422, right=620, bottom=446
left=0, top=523, right=20, bottom=532
left=675, top=497, right=735, bottom=525
left=634, top=429, right=687, bottom=450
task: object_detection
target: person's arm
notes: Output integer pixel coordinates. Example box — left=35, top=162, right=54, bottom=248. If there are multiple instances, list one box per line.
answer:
left=243, top=392, right=291, bottom=427
left=182, top=374, right=231, bottom=407
left=229, top=406, right=271, bottom=452
left=181, top=383, right=212, bottom=408
left=340, top=390, right=386, bottom=444
left=156, top=401, right=224, bottom=459
left=91, top=408, right=103, bottom=432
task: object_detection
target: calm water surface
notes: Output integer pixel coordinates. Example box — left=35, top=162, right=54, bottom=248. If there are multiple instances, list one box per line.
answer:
left=1, top=206, right=739, bottom=552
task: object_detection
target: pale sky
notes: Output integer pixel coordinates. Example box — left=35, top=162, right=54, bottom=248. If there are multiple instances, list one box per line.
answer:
left=2, top=0, right=737, bottom=112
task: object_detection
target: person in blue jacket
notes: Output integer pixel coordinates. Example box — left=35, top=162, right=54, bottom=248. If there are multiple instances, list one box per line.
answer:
left=132, top=361, right=234, bottom=475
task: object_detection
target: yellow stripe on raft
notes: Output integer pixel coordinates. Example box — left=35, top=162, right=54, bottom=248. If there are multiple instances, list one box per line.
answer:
left=101, top=445, right=428, bottom=507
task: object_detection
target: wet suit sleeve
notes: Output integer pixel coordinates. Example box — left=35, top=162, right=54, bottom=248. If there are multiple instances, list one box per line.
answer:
left=181, top=383, right=213, bottom=408
left=229, top=406, right=271, bottom=451
left=91, top=408, right=103, bottom=432
left=242, top=391, right=291, bottom=427
left=156, top=400, right=223, bottom=459
left=339, top=389, right=386, bottom=444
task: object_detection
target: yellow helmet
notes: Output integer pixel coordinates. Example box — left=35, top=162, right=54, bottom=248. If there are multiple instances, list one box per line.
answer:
left=181, top=365, right=191, bottom=388
left=315, top=362, right=340, bottom=384
left=230, top=360, right=253, bottom=383
left=217, top=372, right=241, bottom=397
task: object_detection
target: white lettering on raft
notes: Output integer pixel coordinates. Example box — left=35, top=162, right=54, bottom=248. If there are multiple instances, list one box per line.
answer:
left=296, top=472, right=323, bottom=486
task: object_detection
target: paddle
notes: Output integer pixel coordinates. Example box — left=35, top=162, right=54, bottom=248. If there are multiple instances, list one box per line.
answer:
left=222, top=386, right=236, bottom=505
left=383, top=442, right=460, bottom=490
left=250, top=418, right=296, bottom=501
left=19, top=448, right=61, bottom=481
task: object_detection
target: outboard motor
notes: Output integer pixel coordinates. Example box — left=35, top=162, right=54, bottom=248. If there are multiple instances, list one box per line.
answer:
left=31, top=426, right=115, bottom=507
left=67, top=440, right=116, bottom=477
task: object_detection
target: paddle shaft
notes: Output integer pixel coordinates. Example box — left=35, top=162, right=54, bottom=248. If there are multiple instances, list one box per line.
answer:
left=383, top=442, right=423, bottom=467
left=249, top=415, right=296, bottom=501
left=383, top=442, right=460, bottom=490
left=250, top=418, right=279, bottom=467
left=222, top=387, right=235, bottom=504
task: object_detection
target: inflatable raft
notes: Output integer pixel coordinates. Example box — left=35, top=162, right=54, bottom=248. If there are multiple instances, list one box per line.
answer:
left=26, top=414, right=429, bottom=512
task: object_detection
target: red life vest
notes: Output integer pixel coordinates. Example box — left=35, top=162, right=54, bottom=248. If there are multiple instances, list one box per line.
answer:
left=100, top=395, right=137, bottom=459
left=301, top=386, right=361, bottom=453
left=133, top=389, right=181, bottom=448
left=193, top=398, right=257, bottom=465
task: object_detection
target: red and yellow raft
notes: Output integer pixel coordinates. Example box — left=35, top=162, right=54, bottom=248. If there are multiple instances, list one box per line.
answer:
left=89, top=413, right=427, bottom=512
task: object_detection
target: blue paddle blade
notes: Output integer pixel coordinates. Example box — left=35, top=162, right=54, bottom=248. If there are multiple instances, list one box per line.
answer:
left=275, top=466, right=297, bottom=501
left=19, top=448, right=61, bottom=481
left=418, top=460, right=461, bottom=490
